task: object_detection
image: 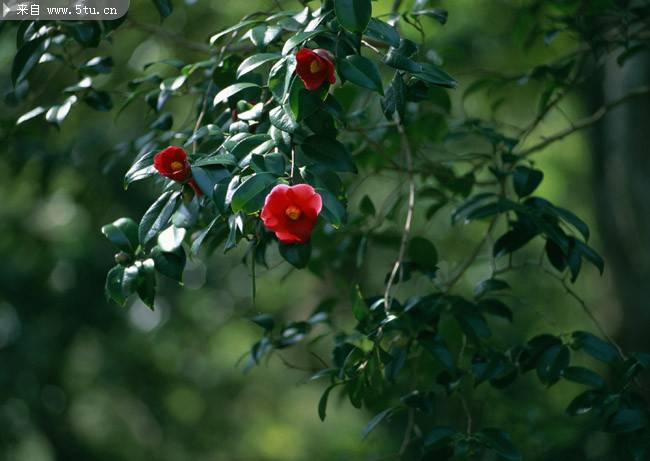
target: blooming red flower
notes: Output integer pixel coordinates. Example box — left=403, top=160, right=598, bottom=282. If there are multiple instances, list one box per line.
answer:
left=154, top=146, right=192, bottom=182
left=261, top=184, right=323, bottom=244
left=295, top=48, right=336, bottom=91
left=153, top=146, right=202, bottom=196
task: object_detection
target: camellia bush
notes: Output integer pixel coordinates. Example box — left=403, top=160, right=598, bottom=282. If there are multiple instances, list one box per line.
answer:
left=7, top=0, right=650, bottom=459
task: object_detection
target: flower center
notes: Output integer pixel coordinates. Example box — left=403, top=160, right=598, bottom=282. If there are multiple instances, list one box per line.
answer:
left=285, top=205, right=302, bottom=221
left=309, top=60, right=322, bottom=74
left=170, top=161, right=184, bottom=172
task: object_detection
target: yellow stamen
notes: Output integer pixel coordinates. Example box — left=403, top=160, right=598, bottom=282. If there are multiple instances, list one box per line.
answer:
left=285, top=206, right=302, bottom=221
left=170, top=161, right=184, bottom=171
left=310, top=60, right=322, bottom=74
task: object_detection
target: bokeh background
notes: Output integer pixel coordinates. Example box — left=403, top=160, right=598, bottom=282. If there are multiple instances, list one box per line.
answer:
left=1, top=0, right=648, bottom=460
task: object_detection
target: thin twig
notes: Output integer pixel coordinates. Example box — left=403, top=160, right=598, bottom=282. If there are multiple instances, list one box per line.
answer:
left=192, top=81, right=214, bottom=154
left=384, top=114, right=416, bottom=311
left=519, top=85, right=650, bottom=157
left=444, top=217, right=498, bottom=291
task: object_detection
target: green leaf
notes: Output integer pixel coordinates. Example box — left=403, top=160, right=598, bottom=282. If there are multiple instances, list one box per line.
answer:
left=12, top=35, right=49, bottom=86
left=480, top=428, right=521, bottom=461
left=316, top=188, right=346, bottom=227
left=46, top=96, right=77, bottom=126
left=152, top=246, right=186, bottom=283
left=269, top=105, right=300, bottom=133
left=248, top=25, right=282, bottom=48
left=191, top=166, right=231, bottom=198
left=157, top=226, right=186, bottom=252
left=282, top=30, right=323, bottom=55
left=228, top=134, right=272, bottom=160
left=575, top=240, right=604, bottom=274
left=298, top=135, right=356, bottom=173
left=478, top=299, right=513, bottom=322
left=139, top=191, right=181, bottom=245
left=572, top=331, right=619, bottom=364
left=606, top=408, right=648, bottom=433
left=105, top=265, right=127, bottom=305
left=414, top=62, right=457, bottom=88
left=381, top=71, right=406, bottom=120
left=537, top=344, right=570, bottom=385
left=84, top=90, right=113, bottom=112
left=513, top=166, right=544, bottom=197
left=362, top=408, right=394, bottom=439
left=213, top=83, right=260, bottom=105
left=408, top=237, right=438, bottom=272
left=365, top=18, right=400, bottom=47
left=237, top=53, right=282, bottom=78
left=231, top=173, right=277, bottom=213
left=125, top=150, right=158, bottom=188
left=80, top=56, right=114, bottom=75
left=136, top=259, right=156, bottom=309
left=552, top=206, right=590, bottom=241
left=334, top=0, right=372, bottom=33
left=279, top=241, right=311, bottom=268
left=318, top=383, right=337, bottom=421
left=102, top=218, right=139, bottom=253
left=561, top=366, right=605, bottom=389
left=210, top=20, right=264, bottom=45
left=566, top=390, right=603, bottom=416
left=152, top=0, right=173, bottom=18
left=16, top=106, right=47, bottom=125
left=338, top=55, right=383, bottom=94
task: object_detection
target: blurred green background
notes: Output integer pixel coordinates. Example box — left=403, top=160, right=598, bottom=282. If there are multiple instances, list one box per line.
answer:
left=1, top=0, right=648, bottom=460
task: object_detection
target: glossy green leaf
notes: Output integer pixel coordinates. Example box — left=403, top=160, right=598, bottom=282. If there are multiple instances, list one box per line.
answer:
left=279, top=241, right=311, bottom=268
left=139, top=191, right=181, bottom=245
left=362, top=408, right=394, bottom=439
left=152, top=246, right=186, bottom=283
left=105, top=265, right=127, bottom=305
left=513, top=166, right=544, bottom=197
left=230, top=173, right=277, bottom=213
left=237, top=53, right=282, bottom=78
left=365, top=18, right=400, bottom=47
left=298, top=136, right=356, bottom=173
left=561, top=366, right=606, bottom=389
left=213, top=83, right=260, bottom=105
left=12, top=35, right=49, bottom=86
left=572, top=331, right=619, bottom=364
left=102, top=217, right=139, bottom=253
left=334, top=0, right=372, bottom=33
left=338, top=55, right=383, bottom=94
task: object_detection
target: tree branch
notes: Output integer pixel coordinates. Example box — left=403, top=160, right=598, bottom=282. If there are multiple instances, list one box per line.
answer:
left=519, top=85, right=650, bottom=157
left=384, top=115, right=416, bottom=311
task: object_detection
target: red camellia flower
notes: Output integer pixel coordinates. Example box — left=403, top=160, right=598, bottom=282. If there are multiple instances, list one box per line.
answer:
left=261, top=184, right=323, bottom=244
left=295, top=48, right=336, bottom=91
left=153, top=146, right=202, bottom=196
